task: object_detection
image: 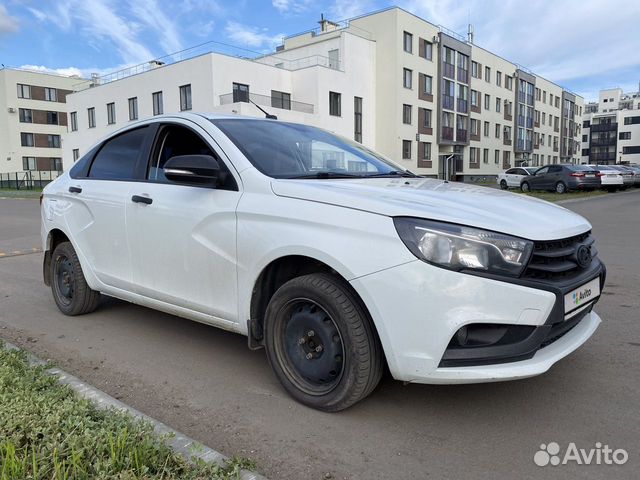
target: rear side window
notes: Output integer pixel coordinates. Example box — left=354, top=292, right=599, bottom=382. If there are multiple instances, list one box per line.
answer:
left=548, top=166, right=562, bottom=173
left=89, top=127, right=148, bottom=180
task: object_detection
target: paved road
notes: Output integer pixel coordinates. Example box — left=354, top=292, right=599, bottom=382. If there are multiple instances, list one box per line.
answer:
left=1, top=194, right=639, bottom=479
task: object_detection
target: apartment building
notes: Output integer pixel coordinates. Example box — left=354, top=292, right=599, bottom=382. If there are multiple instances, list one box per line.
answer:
left=0, top=68, right=80, bottom=175
left=63, top=7, right=583, bottom=180
left=581, top=87, right=640, bottom=164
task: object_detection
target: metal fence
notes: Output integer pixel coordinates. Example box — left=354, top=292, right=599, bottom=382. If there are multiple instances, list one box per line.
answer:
left=0, top=171, right=61, bottom=190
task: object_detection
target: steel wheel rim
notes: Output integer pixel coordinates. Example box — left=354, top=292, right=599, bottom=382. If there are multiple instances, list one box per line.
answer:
left=273, top=298, right=345, bottom=396
left=53, top=254, right=75, bottom=306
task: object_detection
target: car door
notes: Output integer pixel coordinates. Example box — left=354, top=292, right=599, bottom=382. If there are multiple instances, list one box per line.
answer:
left=64, top=125, right=152, bottom=291
left=504, top=168, right=517, bottom=187
left=126, top=120, right=242, bottom=322
left=547, top=165, right=563, bottom=188
left=529, top=166, right=549, bottom=190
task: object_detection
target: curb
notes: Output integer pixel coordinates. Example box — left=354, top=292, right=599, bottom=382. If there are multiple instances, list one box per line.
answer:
left=3, top=340, right=267, bottom=480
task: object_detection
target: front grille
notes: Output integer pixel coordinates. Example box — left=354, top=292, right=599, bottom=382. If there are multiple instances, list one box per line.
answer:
left=523, top=231, right=597, bottom=280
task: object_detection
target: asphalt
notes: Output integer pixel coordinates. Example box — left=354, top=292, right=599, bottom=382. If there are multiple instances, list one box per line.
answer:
left=0, top=192, right=639, bottom=479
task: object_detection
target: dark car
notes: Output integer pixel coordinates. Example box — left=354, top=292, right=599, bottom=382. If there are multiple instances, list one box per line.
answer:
left=520, top=164, right=601, bottom=194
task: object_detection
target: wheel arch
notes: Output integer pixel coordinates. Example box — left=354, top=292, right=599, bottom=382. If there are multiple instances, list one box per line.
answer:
left=43, top=228, right=70, bottom=286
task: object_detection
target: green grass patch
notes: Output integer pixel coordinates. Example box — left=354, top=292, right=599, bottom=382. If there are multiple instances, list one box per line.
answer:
left=0, top=343, right=255, bottom=479
left=0, top=188, right=42, bottom=199
left=514, top=189, right=609, bottom=203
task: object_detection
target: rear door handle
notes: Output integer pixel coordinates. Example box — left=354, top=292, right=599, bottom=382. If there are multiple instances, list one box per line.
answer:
left=68, top=186, right=82, bottom=194
left=131, top=195, right=153, bottom=205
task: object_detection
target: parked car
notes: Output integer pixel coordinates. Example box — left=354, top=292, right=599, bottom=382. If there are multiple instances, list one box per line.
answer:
left=520, top=164, right=601, bottom=193
left=41, top=114, right=606, bottom=411
left=611, top=165, right=637, bottom=187
left=623, top=165, right=640, bottom=186
left=586, top=165, right=625, bottom=191
left=497, top=167, right=538, bottom=190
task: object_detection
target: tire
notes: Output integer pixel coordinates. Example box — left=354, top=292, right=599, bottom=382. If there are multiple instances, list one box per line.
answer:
left=264, top=273, right=383, bottom=412
left=555, top=182, right=567, bottom=194
left=520, top=182, right=530, bottom=192
left=499, top=180, right=508, bottom=190
left=50, top=241, right=101, bottom=316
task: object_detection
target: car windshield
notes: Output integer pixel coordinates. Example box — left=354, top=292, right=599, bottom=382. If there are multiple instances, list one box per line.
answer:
left=211, top=118, right=411, bottom=179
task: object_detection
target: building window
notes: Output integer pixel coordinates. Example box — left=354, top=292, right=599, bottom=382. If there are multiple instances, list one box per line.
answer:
left=496, top=97, right=501, bottom=113
left=470, top=147, right=479, bottom=164
left=471, top=61, right=479, bottom=78
left=48, top=134, right=61, bottom=148
left=22, top=156, right=36, bottom=170
left=152, top=91, right=164, bottom=115
left=88, top=107, right=96, bottom=128
left=495, top=123, right=501, bottom=139
left=496, top=71, right=502, bottom=87
left=180, top=84, right=192, bottom=111
left=422, top=108, right=432, bottom=128
left=623, top=146, right=640, bottom=154
left=51, top=157, right=63, bottom=172
left=107, top=102, right=116, bottom=125
left=471, top=90, right=479, bottom=108
left=329, top=91, right=341, bottom=116
left=484, top=66, right=491, bottom=82
left=19, top=108, right=32, bottom=123
left=421, top=142, right=431, bottom=160
left=403, top=31, right=413, bottom=53
left=470, top=118, right=479, bottom=136
left=484, top=94, right=490, bottom=110
left=483, top=148, right=489, bottom=164
left=20, top=132, right=34, bottom=147
left=354, top=96, right=363, bottom=143
left=483, top=121, right=490, bottom=137
left=420, top=39, right=432, bottom=60
left=402, top=104, right=412, bottom=124
left=44, top=87, right=57, bottom=102
left=402, top=140, right=411, bottom=159
left=128, top=97, right=138, bottom=120
left=17, top=83, right=31, bottom=99
left=403, top=68, right=413, bottom=89
left=328, top=49, right=340, bottom=69
left=422, top=74, right=432, bottom=95
left=70, top=111, right=77, bottom=131
left=624, top=116, right=640, bottom=125
left=46, top=111, right=59, bottom=125
left=271, top=90, right=291, bottom=110
left=505, top=76, right=512, bottom=90
left=232, top=83, right=249, bottom=103
left=582, top=134, right=588, bottom=142
left=494, top=150, right=500, bottom=164
left=619, top=131, right=631, bottom=140
left=73, top=149, right=80, bottom=162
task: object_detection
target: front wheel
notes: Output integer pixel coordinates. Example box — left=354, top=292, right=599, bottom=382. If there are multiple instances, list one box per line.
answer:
left=521, top=182, right=531, bottom=192
left=264, top=273, right=383, bottom=412
left=555, top=182, right=567, bottom=194
left=499, top=180, right=508, bottom=190
left=50, top=241, right=101, bottom=316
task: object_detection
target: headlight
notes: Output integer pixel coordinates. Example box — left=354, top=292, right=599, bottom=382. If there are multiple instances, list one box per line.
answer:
left=394, top=218, right=534, bottom=277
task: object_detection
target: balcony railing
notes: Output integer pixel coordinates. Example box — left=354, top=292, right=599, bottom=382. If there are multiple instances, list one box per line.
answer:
left=443, top=62, right=455, bottom=79
left=456, top=129, right=467, bottom=143
left=442, top=95, right=455, bottom=110
left=517, top=139, right=533, bottom=151
left=590, top=122, right=618, bottom=132
left=590, top=152, right=616, bottom=161
left=219, top=92, right=314, bottom=114
left=457, top=68, right=468, bottom=84
left=442, top=126, right=454, bottom=141
left=590, top=137, right=616, bottom=146
left=457, top=98, right=468, bottom=113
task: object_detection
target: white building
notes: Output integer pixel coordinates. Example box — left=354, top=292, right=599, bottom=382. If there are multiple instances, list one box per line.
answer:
left=0, top=68, right=80, bottom=178
left=581, top=87, right=640, bottom=165
left=65, top=7, right=584, bottom=179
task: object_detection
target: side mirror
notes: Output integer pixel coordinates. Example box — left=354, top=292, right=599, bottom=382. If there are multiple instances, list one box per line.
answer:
left=163, top=155, right=220, bottom=186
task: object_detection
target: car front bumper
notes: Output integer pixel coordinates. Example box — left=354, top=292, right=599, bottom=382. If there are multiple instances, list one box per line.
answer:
left=350, top=259, right=603, bottom=384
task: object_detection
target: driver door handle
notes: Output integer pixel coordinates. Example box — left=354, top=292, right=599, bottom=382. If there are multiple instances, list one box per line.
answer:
left=68, top=186, right=82, bottom=194
left=131, top=195, right=153, bottom=205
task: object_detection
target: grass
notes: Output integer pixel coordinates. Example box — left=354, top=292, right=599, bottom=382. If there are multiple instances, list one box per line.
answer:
left=515, top=189, right=609, bottom=203
left=0, top=188, right=42, bottom=199
left=0, top=343, right=255, bottom=479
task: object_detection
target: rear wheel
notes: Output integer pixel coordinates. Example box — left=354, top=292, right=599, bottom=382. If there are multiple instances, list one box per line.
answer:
left=555, top=182, right=567, bottom=194
left=50, top=241, right=101, bottom=316
left=520, top=182, right=530, bottom=193
left=264, top=273, right=383, bottom=411
left=499, top=180, right=508, bottom=190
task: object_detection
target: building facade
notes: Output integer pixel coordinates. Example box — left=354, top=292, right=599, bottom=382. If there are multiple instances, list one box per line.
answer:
left=0, top=68, right=79, bottom=176
left=63, top=7, right=584, bottom=179
left=581, top=87, right=640, bottom=165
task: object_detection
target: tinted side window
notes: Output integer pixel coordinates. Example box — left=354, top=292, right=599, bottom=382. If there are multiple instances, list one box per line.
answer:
left=89, top=127, right=148, bottom=180
left=505, top=168, right=515, bottom=174
left=549, top=166, right=562, bottom=173
left=536, top=167, right=549, bottom=175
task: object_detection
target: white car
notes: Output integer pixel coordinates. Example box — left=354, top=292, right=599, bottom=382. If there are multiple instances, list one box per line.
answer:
left=41, top=114, right=606, bottom=411
left=587, top=164, right=625, bottom=191
left=497, top=167, right=538, bottom=189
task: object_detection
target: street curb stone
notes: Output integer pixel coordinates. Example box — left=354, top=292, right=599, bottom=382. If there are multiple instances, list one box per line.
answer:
left=2, top=340, right=267, bottom=480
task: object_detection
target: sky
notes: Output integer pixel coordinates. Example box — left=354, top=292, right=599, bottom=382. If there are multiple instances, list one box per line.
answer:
left=0, top=0, right=638, bottom=101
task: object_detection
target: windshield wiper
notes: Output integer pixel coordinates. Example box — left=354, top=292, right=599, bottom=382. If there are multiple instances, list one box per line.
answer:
left=363, top=170, right=419, bottom=178
left=283, top=172, right=364, bottom=179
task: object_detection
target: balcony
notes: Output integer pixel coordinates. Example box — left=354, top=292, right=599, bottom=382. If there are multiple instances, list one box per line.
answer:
left=456, top=129, right=467, bottom=143
left=517, top=139, right=532, bottom=151
left=590, top=152, right=616, bottom=162
left=442, top=126, right=454, bottom=141
left=219, top=92, right=314, bottom=114
left=442, top=95, right=455, bottom=110
left=503, top=137, right=512, bottom=146
left=590, top=122, right=618, bottom=132
left=457, top=67, right=468, bottom=84
left=443, top=62, right=455, bottom=79
left=517, top=115, right=525, bottom=127
left=590, top=137, right=616, bottom=146
left=526, top=94, right=534, bottom=106
left=457, top=98, right=468, bottom=113
left=526, top=117, right=534, bottom=129
left=504, top=110, right=513, bottom=122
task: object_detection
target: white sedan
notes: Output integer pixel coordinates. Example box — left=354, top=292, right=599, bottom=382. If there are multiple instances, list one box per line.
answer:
left=41, top=113, right=606, bottom=411
left=586, top=165, right=625, bottom=191
left=497, top=167, right=539, bottom=189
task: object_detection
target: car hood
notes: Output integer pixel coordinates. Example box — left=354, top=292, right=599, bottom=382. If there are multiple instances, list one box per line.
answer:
left=271, top=177, right=591, bottom=241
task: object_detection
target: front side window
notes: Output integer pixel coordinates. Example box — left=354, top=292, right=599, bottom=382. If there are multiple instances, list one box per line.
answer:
left=152, top=91, right=163, bottom=115
left=88, top=127, right=148, bottom=180
left=180, top=84, right=192, bottom=111
left=329, top=91, right=341, bottom=116
left=212, top=118, right=406, bottom=178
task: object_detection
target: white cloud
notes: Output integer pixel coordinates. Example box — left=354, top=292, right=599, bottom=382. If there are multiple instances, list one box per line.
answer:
left=19, top=64, right=85, bottom=78
left=225, top=21, right=283, bottom=50
left=129, top=0, right=183, bottom=55
left=0, top=4, right=19, bottom=34
left=398, top=0, right=640, bottom=100
left=272, top=0, right=313, bottom=15
left=329, top=0, right=374, bottom=19
left=27, top=7, right=47, bottom=22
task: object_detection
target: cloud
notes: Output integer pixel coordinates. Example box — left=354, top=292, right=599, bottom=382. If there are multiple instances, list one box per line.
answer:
left=329, top=0, right=374, bottom=19
left=272, top=0, right=313, bottom=15
left=224, top=21, right=283, bottom=50
left=129, top=0, right=183, bottom=55
left=19, top=64, right=85, bottom=78
left=27, top=7, right=47, bottom=22
left=0, top=4, right=19, bottom=34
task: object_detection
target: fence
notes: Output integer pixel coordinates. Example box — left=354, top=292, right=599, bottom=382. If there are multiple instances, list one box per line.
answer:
left=0, top=171, right=61, bottom=190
